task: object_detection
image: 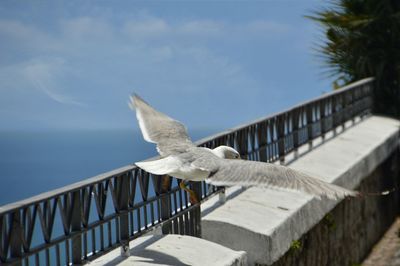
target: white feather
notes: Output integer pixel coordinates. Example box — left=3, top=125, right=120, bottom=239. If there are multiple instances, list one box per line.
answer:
left=130, top=95, right=155, bottom=143
left=135, top=156, right=181, bottom=175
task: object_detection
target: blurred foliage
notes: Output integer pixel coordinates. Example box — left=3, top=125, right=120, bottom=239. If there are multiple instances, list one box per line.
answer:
left=307, top=0, right=400, bottom=117
left=290, top=239, right=302, bottom=252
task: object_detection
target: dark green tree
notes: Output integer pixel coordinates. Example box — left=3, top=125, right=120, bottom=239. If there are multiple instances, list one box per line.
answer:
left=307, top=0, right=400, bottom=117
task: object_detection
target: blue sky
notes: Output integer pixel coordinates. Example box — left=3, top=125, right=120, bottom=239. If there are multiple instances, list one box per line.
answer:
left=0, top=0, right=331, bottom=132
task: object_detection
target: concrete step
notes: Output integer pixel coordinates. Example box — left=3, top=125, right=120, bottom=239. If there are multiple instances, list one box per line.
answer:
left=87, top=234, right=247, bottom=266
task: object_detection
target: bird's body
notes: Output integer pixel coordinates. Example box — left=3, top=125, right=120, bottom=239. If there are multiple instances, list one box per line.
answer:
left=136, top=147, right=215, bottom=182
left=130, top=94, right=359, bottom=200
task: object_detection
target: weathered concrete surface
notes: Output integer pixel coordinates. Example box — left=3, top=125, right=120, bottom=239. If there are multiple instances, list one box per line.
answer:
left=272, top=149, right=399, bottom=266
left=362, top=217, right=400, bottom=266
left=87, top=234, right=247, bottom=266
left=202, top=116, right=400, bottom=265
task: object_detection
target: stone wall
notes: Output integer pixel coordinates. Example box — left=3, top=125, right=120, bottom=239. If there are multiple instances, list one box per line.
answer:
left=272, top=148, right=400, bottom=266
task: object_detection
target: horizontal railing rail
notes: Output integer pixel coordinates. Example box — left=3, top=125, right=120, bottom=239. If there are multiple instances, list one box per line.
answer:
left=0, top=77, right=374, bottom=266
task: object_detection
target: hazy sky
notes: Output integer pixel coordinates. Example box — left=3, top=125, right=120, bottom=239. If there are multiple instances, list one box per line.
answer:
left=0, top=0, right=331, bottom=132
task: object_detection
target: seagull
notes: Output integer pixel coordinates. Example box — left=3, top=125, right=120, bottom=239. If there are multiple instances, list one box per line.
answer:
left=129, top=94, right=359, bottom=203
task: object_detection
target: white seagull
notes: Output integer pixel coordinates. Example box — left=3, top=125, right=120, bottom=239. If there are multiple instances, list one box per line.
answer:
left=130, top=94, right=359, bottom=202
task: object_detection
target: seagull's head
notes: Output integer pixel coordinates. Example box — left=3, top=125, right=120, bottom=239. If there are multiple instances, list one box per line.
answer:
left=212, top=146, right=241, bottom=159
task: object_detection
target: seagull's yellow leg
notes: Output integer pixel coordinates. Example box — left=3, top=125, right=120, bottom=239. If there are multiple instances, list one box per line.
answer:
left=179, top=182, right=199, bottom=204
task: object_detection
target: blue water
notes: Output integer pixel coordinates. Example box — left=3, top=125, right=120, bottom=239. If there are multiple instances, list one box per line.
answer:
left=0, top=128, right=218, bottom=206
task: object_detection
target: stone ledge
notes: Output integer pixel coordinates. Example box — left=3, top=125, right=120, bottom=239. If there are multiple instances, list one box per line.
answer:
left=202, top=116, right=400, bottom=265
left=87, top=234, right=247, bottom=266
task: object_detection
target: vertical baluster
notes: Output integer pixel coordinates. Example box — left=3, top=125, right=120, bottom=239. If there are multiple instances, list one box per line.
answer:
left=191, top=182, right=202, bottom=237
left=65, top=239, right=70, bottom=266
left=256, top=122, right=268, bottom=162
left=320, top=99, right=326, bottom=140
left=83, top=232, right=87, bottom=259
left=150, top=201, right=155, bottom=226
left=55, top=244, right=60, bottom=266
left=100, top=224, right=104, bottom=251
left=340, top=92, right=346, bottom=129
left=71, top=191, right=82, bottom=264
left=9, top=210, right=22, bottom=266
left=173, top=216, right=178, bottom=234
left=271, top=120, right=275, bottom=160
left=178, top=215, right=184, bottom=235
left=189, top=210, right=195, bottom=237
left=107, top=221, right=112, bottom=247
left=35, top=253, right=39, bottom=266
left=91, top=229, right=96, bottom=256
left=266, top=120, right=273, bottom=161
left=368, top=81, right=374, bottom=113
left=248, top=125, right=256, bottom=160
left=292, top=109, right=300, bottom=157
left=351, top=86, right=356, bottom=123
left=160, top=175, right=171, bottom=235
left=172, top=192, right=178, bottom=215
left=115, top=173, right=130, bottom=256
left=277, top=115, right=285, bottom=164
left=184, top=212, right=189, bottom=235
left=239, top=129, right=249, bottom=159
left=45, top=248, right=50, bottom=266
left=306, top=104, right=313, bottom=147
left=332, top=95, right=338, bottom=134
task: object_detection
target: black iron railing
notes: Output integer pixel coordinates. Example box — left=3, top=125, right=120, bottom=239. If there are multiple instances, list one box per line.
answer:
left=0, top=78, right=374, bottom=266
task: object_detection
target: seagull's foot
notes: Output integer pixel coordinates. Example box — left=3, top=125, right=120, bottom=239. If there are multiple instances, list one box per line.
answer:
left=179, top=181, right=199, bottom=204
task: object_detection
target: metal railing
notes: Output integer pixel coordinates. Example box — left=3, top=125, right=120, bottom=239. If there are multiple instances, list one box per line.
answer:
left=0, top=78, right=374, bottom=265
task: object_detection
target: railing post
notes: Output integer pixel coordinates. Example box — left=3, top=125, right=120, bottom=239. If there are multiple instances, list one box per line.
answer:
left=71, top=191, right=82, bottom=265
left=160, top=175, right=171, bottom=234
left=9, top=211, right=22, bottom=266
left=306, top=104, right=313, bottom=148
left=277, top=115, right=285, bottom=164
left=190, top=182, right=202, bottom=237
left=257, top=122, right=268, bottom=162
left=340, top=93, right=346, bottom=129
left=320, top=99, right=326, bottom=140
left=367, top=82, right=374, bottom=114
left=118, top=173, right=130, bottom=257
left=350, top=87, right=355, bottom=124
left=292, top=109, right=300, bottom=158
left=236, top=129, right=248, bottom=159
left=332, top=95, right=338, bottom=135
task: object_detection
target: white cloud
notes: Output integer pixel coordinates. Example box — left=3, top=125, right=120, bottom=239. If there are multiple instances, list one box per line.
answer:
left=178, top=20, right=224, bottom=36
left=0, top=13, right=292, bottom=129
left=119, top=17, right=288, bottom=42
left=123, top=18, right=169, bottom=38
left=61, top=17, right=115, bottom=40
left=22, top=58, right=86, bottom=107
left=245, top=20, right=290, bottom=33
left=0, top=20, right=56, bottom=53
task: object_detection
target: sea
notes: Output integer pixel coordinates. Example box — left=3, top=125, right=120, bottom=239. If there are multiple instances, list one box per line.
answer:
left=0, top=128, right=218, bottom=206
left=0, top=128, right=220, bottom=263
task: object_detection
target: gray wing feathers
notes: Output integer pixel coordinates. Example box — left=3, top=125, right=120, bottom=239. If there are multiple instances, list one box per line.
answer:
left=207, top=160, right=359, bottom=200
left=130, top=94, right=194, bottom=156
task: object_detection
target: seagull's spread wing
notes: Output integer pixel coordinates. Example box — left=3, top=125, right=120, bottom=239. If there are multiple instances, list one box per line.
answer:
left=203, top=159, right=359, bottom=200
left=130, top=95, right=358, bottom=200
left=130, top=94, right=194, bottom=156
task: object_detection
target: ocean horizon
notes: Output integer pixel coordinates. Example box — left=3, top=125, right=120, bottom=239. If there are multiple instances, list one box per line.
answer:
left=0, top=128, right=219, bottom=206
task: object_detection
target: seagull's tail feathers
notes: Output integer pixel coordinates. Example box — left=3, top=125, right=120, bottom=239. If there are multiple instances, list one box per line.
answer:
left=307, top=181, right=360, bottom=200
left=135, top=156, right=181, bottom=176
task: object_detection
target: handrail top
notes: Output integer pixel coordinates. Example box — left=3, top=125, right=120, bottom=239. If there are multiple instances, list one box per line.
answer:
left=196, top=77, right=374, bottom=143
left=0, top=165, right=135, bottom=214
